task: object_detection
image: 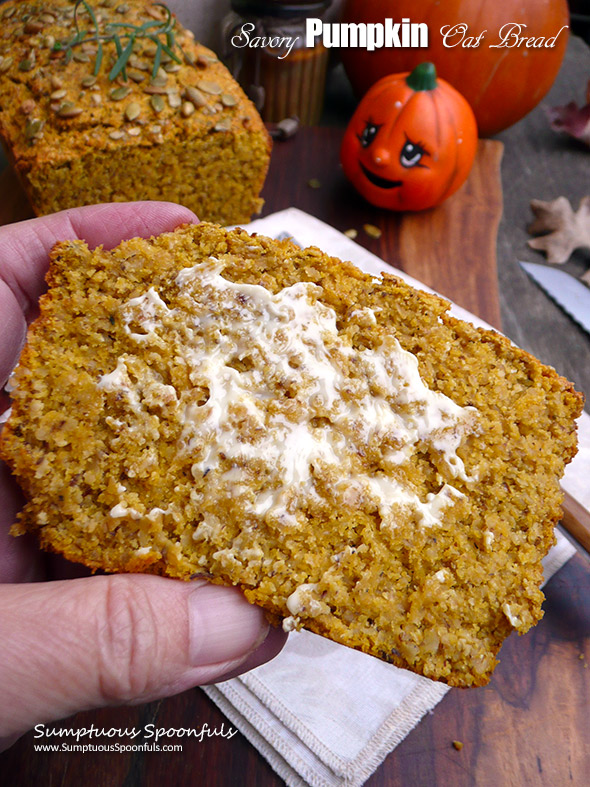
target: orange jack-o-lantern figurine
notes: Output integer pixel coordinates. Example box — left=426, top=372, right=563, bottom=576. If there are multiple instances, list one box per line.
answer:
left=341, top=62, right=478, bottom=212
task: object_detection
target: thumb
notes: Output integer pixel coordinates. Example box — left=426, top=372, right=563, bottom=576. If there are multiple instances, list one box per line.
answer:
left=0, top=574, right=280, bottom=746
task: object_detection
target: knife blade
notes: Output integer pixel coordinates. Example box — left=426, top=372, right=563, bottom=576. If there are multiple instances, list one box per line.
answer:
left=519, top=261, right=590, bottom=336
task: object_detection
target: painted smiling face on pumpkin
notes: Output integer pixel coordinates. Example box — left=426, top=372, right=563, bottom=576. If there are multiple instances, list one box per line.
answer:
left=341, top=63, right=478, bottom=212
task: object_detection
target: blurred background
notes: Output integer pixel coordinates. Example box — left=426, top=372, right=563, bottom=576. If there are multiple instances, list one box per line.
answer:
left=569, top=0, right=590, bottom=43
left=168, top=0, right=589, bottom=128
left=171, top=0, right=589, bottom=54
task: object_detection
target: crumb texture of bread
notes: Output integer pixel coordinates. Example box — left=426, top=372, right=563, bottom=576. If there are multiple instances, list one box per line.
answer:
left=0, top=0, right=270, bottom=224
left=0, top=222, right=583, bottom=688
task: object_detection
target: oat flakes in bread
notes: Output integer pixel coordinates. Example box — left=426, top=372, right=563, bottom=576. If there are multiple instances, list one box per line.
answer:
left=0, top=222, right=583, bottom=687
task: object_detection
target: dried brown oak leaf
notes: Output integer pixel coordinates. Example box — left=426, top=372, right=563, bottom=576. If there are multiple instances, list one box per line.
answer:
left=527, top=196, right=590, bottom=270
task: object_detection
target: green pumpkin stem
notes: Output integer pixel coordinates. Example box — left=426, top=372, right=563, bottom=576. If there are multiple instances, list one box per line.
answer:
left=406, top=62, right=437, bottom=91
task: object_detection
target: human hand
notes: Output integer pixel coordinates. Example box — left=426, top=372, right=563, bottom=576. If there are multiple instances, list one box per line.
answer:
left=0, top=203, right=286, bottom=750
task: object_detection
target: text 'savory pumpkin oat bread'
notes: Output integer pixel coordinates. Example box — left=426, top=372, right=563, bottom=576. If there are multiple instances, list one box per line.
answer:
left=0, top=223, right=583, bottom=687
left=0, top=0, right=270, bottom=224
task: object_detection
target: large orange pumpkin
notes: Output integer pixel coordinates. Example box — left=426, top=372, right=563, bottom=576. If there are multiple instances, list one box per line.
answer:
left=341, top=63, right=478, bottom=211
left=340, top=0, right=570, bottom=137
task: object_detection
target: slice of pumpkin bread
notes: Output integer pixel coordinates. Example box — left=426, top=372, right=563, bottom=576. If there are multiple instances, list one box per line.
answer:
left=0, top=222, right=583, bottom=687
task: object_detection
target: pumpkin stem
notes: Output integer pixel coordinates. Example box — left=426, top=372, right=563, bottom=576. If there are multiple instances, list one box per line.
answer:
left=406, top=62, right=438, bottom=92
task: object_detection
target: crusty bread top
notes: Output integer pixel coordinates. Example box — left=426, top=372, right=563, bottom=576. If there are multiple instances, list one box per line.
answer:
left=0, top=0, right=268, bottom=169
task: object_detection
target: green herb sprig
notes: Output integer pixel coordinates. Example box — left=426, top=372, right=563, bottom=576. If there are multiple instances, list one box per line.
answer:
left=53, top=1, right=184, bottom=81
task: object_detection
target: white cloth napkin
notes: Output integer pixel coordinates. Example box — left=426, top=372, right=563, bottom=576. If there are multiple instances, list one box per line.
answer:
left=204, top=209, right=587, bottom=787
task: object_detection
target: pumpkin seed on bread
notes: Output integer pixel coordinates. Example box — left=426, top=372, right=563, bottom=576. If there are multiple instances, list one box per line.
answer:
left=0, top=0, right=270, bottom=223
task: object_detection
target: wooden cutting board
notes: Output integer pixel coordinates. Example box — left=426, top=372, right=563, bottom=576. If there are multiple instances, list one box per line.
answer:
left=0, top=131, right=503, bottom=330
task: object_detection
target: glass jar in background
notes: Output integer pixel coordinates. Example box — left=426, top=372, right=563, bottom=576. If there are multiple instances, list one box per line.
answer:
left=222, top=1, right=332, bottom=125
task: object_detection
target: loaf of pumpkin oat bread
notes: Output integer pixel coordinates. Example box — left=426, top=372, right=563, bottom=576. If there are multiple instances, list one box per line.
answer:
left=0, top=0, right=270, bottom=224
left=0, top=222, right=583, bottom=687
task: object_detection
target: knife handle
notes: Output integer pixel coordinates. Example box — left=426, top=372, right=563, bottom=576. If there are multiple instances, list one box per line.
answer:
left=560, top=489, right=590, bottom=557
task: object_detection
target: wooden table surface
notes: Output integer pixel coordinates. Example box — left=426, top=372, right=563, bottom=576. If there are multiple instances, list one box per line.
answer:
left=1, top=36, right=590, bottom=787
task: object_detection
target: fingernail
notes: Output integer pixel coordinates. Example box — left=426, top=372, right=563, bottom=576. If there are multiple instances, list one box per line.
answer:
left=209, top=624, right=288, bottom=684
left=188, top=583, right=268, bottom=667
